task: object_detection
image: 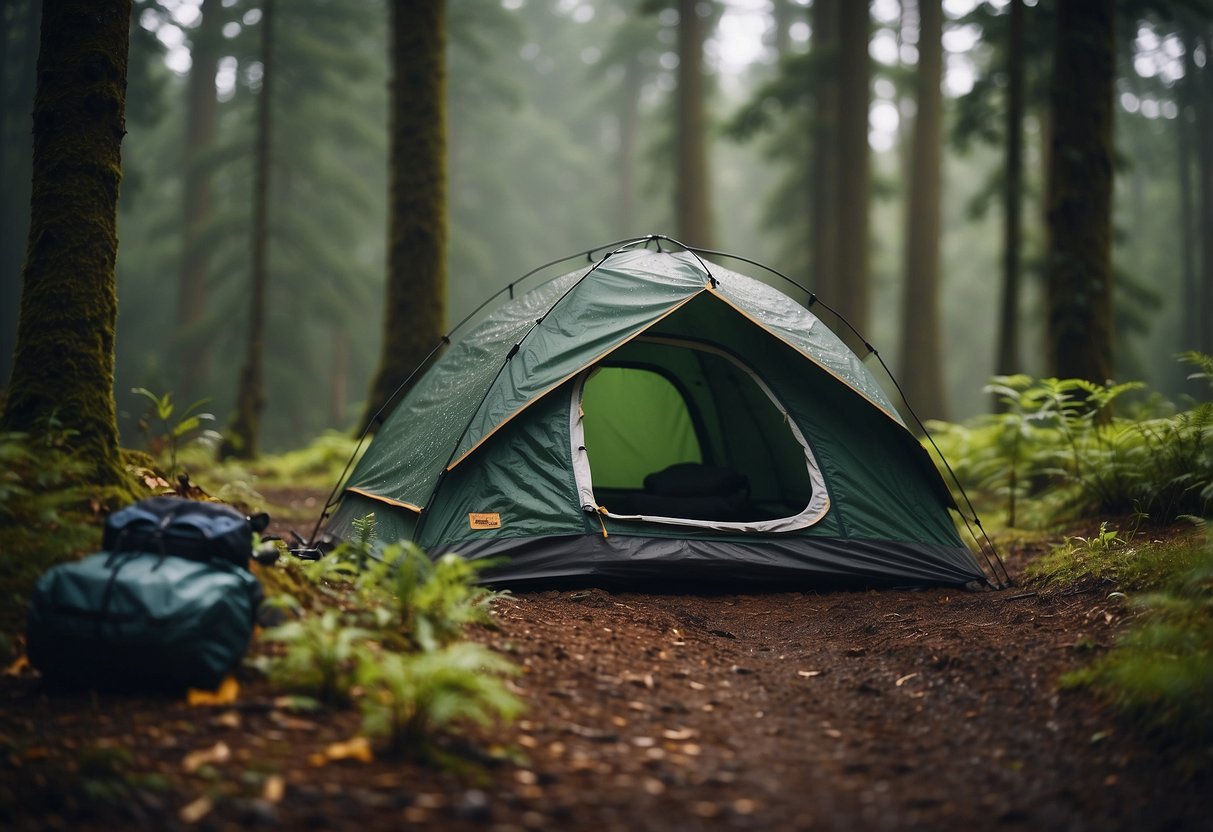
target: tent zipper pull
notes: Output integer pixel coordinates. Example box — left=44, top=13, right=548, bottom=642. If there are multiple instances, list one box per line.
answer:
left=595, top=506, right=609, bottom=539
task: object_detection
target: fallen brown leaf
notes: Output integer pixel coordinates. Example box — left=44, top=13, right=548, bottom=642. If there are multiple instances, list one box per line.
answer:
left=262, top=774, right=286, bottom=804
left=182, top=741, right=231, bottom=773
left=179, top=796, right=214, bottom=824
left=188, top=676, right=239, bottom=706
left=309, top=736, right=373, bottom=766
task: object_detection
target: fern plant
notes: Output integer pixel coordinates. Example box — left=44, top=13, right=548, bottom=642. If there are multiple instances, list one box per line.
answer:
left=260, top=610, right=374, bottom=705
left=356, top=641, right=523, bottom=756
left=947, top=363, right=1213, bottom=527
left=358, top=542, right=503, bottom=652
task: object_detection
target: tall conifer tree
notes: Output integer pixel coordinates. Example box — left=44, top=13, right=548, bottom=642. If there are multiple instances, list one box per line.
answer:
left=361, top=0, right=447, bottom=431
left=2, top=0, right=132, bottom=491
left=1044, top=0, right=1115, bottom=382
left=899, top=0, right=946, bottom=421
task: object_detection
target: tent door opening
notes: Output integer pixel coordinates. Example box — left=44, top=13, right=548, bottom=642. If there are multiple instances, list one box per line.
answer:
left=570, top=336, right=830, bottom=533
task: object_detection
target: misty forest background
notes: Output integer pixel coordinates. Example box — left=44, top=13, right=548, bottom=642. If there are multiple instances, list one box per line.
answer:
left=2, top=0, right=1212, bottom=457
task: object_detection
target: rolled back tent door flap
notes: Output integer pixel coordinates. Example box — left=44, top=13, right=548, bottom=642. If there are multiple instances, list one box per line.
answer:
left=323, top=244, right=997, bottom=588
left=569, top=336, right=830, bottom=533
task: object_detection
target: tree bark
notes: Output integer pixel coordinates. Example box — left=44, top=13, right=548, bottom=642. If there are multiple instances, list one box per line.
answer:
left=898, top=0, right=946, bottom=421
left=994, top=0, right=1026, bottom=404
left=360, top=0, right=447, bottom=432
left=835, top=0, right=872, bottom=349
left=330, top=327, right=348, bottom=428
left=1177, top=26, right=1198, bottom=356
left=176, top=0, right=221, bottom=402
left=1, top=0, right=132, bottom=491
left=1198, top=30, right=1213, bottom=356
left=616, top=52, right=643, bottom=237
left=1044, top=0, right=1115, bottom=383
left=808, top=0, right=840, bottom=317
left=221, top=0, right=274, bottom=460
left=0, top=0, right=41, bottom=390
left=674, top=0, right=713, bottom=248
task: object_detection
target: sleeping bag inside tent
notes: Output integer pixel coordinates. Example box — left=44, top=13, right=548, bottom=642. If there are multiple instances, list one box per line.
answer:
left=323, top=246, right=990, bottom=588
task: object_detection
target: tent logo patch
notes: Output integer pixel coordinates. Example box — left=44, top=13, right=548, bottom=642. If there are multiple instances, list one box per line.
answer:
left=469, top=512, right=501, bottom=530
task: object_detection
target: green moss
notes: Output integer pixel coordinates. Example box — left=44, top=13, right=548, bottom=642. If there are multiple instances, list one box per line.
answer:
left=1060, top=537, right=1213, bottom=770
left=361, top=0, right=448, bottom=431
left=1, top=0, right=135, bottom=494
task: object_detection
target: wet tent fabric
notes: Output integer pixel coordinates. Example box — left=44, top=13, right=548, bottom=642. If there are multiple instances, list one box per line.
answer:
left=326, top=249, right=988, bottom=587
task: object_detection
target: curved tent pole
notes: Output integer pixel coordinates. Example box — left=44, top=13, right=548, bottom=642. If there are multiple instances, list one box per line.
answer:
left=306, top=235, right=661, bottom=546
left=409, top=238, right=664, bottom=544
left=677, top=241, right=1010, bottom=589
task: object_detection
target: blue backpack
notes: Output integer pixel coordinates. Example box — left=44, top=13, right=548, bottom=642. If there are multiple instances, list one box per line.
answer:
left=26, top=498, right=266, bottom=691
left=102, top=496, right=269, bottom=568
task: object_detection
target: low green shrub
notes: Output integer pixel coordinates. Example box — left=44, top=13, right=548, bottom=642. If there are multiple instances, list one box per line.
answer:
left=930, top=356, right=1213, bottom=528
left=357, top=642, right=522, bottom=756
left=258, top=517, right=521, bottom=759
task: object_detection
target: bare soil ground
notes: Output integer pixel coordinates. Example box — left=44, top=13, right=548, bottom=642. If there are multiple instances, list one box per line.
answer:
left=1, top=490, right=1209, bottom=831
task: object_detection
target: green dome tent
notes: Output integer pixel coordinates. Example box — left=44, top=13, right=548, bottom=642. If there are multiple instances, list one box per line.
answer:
left=322, top=243, right=995, bottom=588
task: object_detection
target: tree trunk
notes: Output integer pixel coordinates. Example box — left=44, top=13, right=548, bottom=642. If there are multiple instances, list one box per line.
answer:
left=221, top=0, right=274, bottom=460
left=1198, top=30, right=1213, bottom=356
left=0, top=0, right=41, bottom=390
left=1176, top=27, right=1197, bottom=357
left=176, top=0, right=221, bottom=402
left=993, top=0, right=1026, bottom=406
left=835, top=0, right=872, bottom=349
left=1044, top=0, right=1114, bottom=383
left=771, top=0, right=793, bottom=57
left=674, top=0, right=713, bottom=248
left=1, top=0, right=132, bottom=492
left=808, top=0, right=839, bottom=315
left=360, top=0, right=447, bottom=432
left=330, top=327, right=348, bottom=428
left=616, top=52, right=642, bottom=237
left=898, top=0, right=946, bottom=421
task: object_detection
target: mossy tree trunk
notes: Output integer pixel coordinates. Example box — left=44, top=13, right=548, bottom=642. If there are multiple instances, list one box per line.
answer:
left=0, top=0, right=41, bottom=390
left=177, top=0, right=221, bottom=402
left=220, top=0, right=273, bottom=460
left=1044, top=0, right=1114, bottom=382
left=835, top=0, right=872, bottom=352
left=1, top=0, right=132, bottom=492
left=674, top=0, right=713, bottom=248
left=898, top=0, right=946, bottom=422
left=993, top=0, right=1026, bottom=410
left=360, top=0, right=447, bottom=433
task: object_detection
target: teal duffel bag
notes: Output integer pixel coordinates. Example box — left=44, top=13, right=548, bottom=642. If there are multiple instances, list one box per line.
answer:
left=26, top=551, right=262, bottom=691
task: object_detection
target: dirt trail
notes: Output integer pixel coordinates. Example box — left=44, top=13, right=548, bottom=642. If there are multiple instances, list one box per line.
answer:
left=477, top=583, right=1203, bottom=831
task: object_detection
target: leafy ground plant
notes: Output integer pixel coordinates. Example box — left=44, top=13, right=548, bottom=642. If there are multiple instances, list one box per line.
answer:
left=260, top=609, right=373, bottom=706
left=932, top=356, right=1213, bottom=528
left=130, top=387, right=220, bottom=482
left=357, top=641, right=523, bottom=757
left=258, top=521, right=521, bottom=760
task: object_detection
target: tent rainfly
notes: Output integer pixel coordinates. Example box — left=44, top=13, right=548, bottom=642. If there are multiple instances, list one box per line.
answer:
left=322, top=244, right=992, bottom=588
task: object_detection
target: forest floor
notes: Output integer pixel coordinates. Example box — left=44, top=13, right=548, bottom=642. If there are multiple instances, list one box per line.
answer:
left=1, top=487, right=1210, bottom=831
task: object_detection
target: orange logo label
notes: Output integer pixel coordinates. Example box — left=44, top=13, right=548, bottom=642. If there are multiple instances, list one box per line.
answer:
left=468, top=512, right=501, bottom=530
